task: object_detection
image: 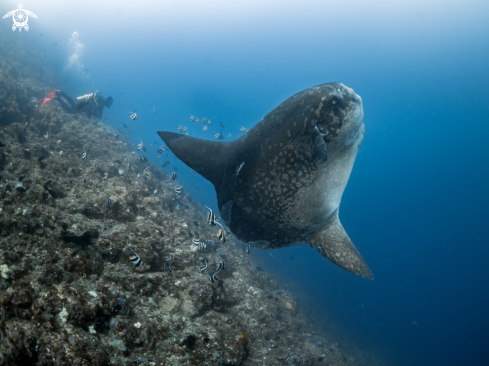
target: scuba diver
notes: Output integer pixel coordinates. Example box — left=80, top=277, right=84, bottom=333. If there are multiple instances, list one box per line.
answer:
left=41, top=89, right=113, bottom=119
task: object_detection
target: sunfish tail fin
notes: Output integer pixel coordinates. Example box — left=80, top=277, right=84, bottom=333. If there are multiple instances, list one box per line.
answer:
left=157, top=131, right=230, bottom=188
left=307, top=212, right=373, bottom=279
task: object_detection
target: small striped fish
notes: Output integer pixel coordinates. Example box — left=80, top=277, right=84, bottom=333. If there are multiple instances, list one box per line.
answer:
left=143, top=167, right=150, bottom=180
left=81, top=146, right=87, bottom=160
left=216, top=222, right=226, bottom=243
left=212, top=261, right=225, bottom=274
left=129, top=113, right=138, bottom=120
left=164, top=254, right=174, bottom=272
left=205, top=205, right=216, bottom=226
left=175, top=184, right=183, bottom=195
left=157, top=146, right=165, bottom=153
left=203, top=126, right=208, bottom=132
left=128, top=247, right=143, bottom=267
left=239, top=126, right=249, bottom=133
left=199, top=258, right=208, bottom=272
left=138, top=139, right=143, bottom=151
left=209, top=273, right=218, bottom=283
left=170, top=172, right=177, bottom=181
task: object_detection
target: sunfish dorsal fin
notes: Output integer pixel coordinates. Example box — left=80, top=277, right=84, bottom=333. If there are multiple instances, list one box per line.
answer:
left=157, top=131, right=231, bottom=189
left=307, top=212, right=373, bottom=279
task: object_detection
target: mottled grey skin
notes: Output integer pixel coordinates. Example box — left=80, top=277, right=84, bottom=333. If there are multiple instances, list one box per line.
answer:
left=158, top=83, right=373, bottom=279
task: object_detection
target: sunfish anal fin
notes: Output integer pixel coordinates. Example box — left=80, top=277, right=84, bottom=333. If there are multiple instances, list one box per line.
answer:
left=308, top=212, right=373, bottom=280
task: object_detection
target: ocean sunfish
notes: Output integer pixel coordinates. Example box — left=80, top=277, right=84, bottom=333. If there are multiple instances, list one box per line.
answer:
left=158, top=82, right=372, bottom=279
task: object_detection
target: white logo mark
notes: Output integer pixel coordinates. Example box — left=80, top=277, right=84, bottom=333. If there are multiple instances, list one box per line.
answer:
left=3, top=3, right=38, bottom=32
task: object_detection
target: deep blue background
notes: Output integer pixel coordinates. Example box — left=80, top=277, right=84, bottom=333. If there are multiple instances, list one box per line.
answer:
left=2, top=0, right=488, bottom=364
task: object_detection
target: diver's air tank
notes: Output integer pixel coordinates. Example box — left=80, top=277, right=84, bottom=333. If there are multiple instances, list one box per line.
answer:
left=75, top=93, right=94, bottom=105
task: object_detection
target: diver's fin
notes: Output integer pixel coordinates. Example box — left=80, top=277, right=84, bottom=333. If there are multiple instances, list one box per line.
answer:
left=307, top=212, right=373, bottom=279
left=157, top=131, right=229, bottom=188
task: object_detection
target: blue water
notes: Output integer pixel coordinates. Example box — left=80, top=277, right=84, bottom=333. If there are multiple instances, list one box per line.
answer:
left=3, top=0, right=488, bottom=364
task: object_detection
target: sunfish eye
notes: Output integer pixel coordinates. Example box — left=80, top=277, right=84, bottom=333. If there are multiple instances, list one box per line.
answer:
left=316, top=123, right=327, bottom=135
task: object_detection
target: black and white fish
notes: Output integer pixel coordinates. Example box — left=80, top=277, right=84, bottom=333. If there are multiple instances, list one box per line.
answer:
left=246, top=244, right=251, bottom=254
left=164, top=254, right=175, bottom=272
left=138, top=138, right=143, bottom=151
left=212, top=261, right=225, bottom=274
left=92, top=160, right=97, bottom=169
left=103, top=172, right=108, bottom=181
left=198, top=258, right=208, bottom=272
left=177, top=125, right=187, bottom=133
left=81, top=146, right=87, bottom=160
left=209, top=273, right=218, bottom=283
left=216, top=222, right=226, bottom=243
left=192, top=237, right=201, bottom=246
left=208, top=120, right=212, bottom=126
left=200, top=242, right=206, bottom=250
left=170, top=172, right=177, bottom=181
left=202, top=126, right=208, bottom=132
left=214, top=132, right=222, bottom=140
left=143, top=167, right=150, bottom=180
left=128, top=247, right=143, bottom=267
left=106, top=198, right=112, bottom=207
left=157, top=146, right=165, bottom=153
left=175, top=184, right=183, bottom=195
left=129, top=113, right=138, bottom=120
left=239, top=126, right=249, bottom=133
left=190, top=115, right=195, bottom=121
left=216, top=228, right=226, bottom=243
left=196, top=118, right=200, bottom=124
left=205, top=205, right=217, bottom=226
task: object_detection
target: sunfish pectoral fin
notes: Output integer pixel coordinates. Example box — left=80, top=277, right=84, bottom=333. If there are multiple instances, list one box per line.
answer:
left=307, top=213, right=373, bottom=279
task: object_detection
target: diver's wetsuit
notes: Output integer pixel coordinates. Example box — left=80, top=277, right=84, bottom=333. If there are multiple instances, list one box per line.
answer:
left=56, top=91, right=113, bottom=119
